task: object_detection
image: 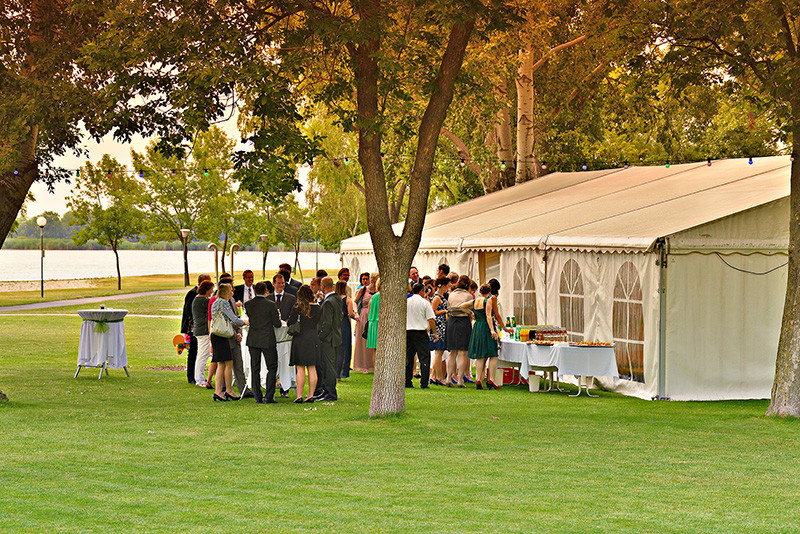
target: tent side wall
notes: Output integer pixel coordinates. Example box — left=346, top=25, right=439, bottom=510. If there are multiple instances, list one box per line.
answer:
left=664, top=251, right=786, bottom=400
left=664, top=199, right=789, bottom=401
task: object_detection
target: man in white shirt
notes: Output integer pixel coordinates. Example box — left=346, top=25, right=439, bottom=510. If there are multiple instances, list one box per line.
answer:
left=406, top=282, right=437, bottom=389
left=266, top=273, right=296, bottom=397
left=233, top=270, right=256, bottom=304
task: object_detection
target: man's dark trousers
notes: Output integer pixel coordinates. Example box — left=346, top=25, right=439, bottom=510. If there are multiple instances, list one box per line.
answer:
left=406, top=330, right=431, bottom=387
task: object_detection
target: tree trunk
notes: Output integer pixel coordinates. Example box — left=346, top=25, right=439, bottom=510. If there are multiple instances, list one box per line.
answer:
left=351, top=4, right=474, bottom=416
left=767, top=114, right=800, bottom=417
left=294, top=244, right=303, bottom=281
left=493, top=80, right=515, bottom=191
left=113, top=242, right=121, bottom=290
left=0, top=129, right=38, bottom=248
left=516, top=43, right=536, bottom=184
left=221, top=233, right=228, bottom=273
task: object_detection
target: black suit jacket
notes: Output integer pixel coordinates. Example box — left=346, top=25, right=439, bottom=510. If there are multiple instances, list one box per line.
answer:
left=318, top=292, right=343, bottom=346
left=267, top=292, right=296, bottom=320
left=181, top=286, right=198, bottom=334
left=283, top=280, right=299, bottom=297
left=233, top=283, right=256, bottom=303
left=244, top=296, right=282, bottom=348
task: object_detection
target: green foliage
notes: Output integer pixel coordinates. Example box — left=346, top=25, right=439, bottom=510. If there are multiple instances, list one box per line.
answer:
left=12, top=210, right=79, bottom=239
left=68, top=155, right=144, bottom=250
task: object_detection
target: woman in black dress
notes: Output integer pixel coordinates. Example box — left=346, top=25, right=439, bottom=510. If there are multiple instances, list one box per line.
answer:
left=287, top=285, right=321, bottom=403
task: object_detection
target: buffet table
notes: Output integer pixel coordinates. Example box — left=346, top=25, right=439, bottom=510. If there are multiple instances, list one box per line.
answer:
left=499, top=340, right=618, bottom=396
left=75, top=309, right=130, bottom=379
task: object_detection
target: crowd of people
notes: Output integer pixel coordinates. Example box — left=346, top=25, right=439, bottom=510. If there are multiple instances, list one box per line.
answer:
left=179, top=261, right=512, bottom=404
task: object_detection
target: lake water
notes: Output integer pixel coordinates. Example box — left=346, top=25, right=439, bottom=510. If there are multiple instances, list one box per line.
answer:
left=0, top=249, right=341, bottom=282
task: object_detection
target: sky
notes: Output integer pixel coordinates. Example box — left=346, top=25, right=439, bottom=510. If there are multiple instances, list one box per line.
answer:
left=25, top=115, right=310, bottom=217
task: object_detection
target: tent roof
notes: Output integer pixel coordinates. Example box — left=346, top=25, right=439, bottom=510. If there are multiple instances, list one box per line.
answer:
left=340, top=156, right=792, bottom=254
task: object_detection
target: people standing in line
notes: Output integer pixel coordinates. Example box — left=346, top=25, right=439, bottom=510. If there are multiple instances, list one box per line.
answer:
left=233, top=269, right=256, bottom=304
left=244, top=281, right=283, bottom=404
left=446, top=275, right=473, bottom=387
left=267, top=272, right=297, bottom=397
left=352, top=272, right=374, bottom=372
left=181, top=273, right=211, bottom=384
left=316, top=277, right=343, bottom=401
left=210, top=283, right=249, bottom=401
left=405, top=283, right=437, bottom=389
left=429, top=276, right=450, bottom=386
left=287, top=285, right=321, bottom=403
left=191, top=279, right=215, bottom=388
left=335, top=280, right=356, bottom=380
left=366, top=276, right=381, bottom=353
left=458, top=283, right=501, bottom=390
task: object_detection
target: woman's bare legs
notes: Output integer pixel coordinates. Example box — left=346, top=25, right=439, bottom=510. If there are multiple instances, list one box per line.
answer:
left=306, top=366, right=318, bottom=400
left=296, top=366, right=306, bottom=399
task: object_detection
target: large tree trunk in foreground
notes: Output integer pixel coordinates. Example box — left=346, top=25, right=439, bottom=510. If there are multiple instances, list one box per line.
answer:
left=0, top=129, right=38, bottom=248
left=351, top=5, right=475, bottom=416
left=768, top=118, right=800, bottom=417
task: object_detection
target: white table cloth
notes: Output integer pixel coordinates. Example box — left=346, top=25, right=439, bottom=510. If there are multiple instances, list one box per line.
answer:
left=76, top=309, right=129, bottom=374
left=242, top=323, right=295, bottom=390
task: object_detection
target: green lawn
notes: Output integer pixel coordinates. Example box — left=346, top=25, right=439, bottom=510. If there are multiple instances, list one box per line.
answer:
left=1, top=292, right=799, bottom=532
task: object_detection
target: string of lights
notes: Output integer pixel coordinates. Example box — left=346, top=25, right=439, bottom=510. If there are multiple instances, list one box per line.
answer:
left=13, top=152, right=797, bottom=178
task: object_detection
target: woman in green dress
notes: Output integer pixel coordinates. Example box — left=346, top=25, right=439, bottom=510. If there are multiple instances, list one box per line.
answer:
left=366, top=277, right=381, bottom=351
left=458, top=283, right=500, bottom=390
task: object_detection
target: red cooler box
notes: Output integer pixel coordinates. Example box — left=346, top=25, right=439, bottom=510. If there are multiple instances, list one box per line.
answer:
left=500, top=367, right=526, bottom=386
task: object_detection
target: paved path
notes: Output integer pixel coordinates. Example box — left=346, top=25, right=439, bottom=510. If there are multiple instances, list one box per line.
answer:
left=0, top=289, right=186, bottom=312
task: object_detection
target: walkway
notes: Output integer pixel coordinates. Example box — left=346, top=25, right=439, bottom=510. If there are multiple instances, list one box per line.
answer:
left=0, top=289, right=186, bottom=312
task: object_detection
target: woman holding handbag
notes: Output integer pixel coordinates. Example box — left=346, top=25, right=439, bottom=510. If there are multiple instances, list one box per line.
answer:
left=287, top=285, right=322, bottom=403
left=210, top=283, right=248, bottom=402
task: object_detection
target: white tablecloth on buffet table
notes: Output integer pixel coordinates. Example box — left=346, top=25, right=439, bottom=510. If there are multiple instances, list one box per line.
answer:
left=499, top=340, right=618, bottom=379
left=242, top=323, right=295, bottom=390
left=77, top=309, right=128, bottom=368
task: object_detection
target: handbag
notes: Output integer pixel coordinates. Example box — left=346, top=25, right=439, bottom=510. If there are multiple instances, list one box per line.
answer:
left=361, top=321, right=369, bottom=339
left=210, top=310, right=235, bottom=338
left=287, top=320, right=302, bottom=336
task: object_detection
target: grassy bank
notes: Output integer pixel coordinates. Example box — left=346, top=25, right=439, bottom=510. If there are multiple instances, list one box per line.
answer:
left=1, top=292, right=799, bottom=532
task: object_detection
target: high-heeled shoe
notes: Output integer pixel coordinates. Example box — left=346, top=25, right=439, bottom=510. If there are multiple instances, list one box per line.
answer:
left=213, top=393, right=227, bottom=402
left=486, top=379, right=500, bottom=390
left=224, top=392, right=241, bottom=401
left=304, top=396, right=315, bottom=403
left=476, top=380, right=483, bottom=390
left=293, top=397, right=304, bottom=404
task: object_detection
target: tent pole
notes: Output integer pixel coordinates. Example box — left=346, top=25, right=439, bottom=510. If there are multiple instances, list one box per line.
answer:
left=656, top=237, right=670, bottom=400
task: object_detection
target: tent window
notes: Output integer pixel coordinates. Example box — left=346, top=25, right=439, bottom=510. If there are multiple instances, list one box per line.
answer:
left=559, top=259, right=584, bottom=341
left=438, top=256, right=448, bottom=269
left=513, top=257, right=536, bottom=325
left=613, top=261, right=644, bottom=382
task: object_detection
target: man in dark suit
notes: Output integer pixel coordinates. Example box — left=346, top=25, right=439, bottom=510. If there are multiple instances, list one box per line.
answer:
left=280, top=263, right=301, bottom=295
left=233, top=269, right=256, bottom=304
left=315, top=276, right=343, bottom=401
left=244, top=282, right=282, bottom=403
left=267, top=272, right=297, bottom=397
left=181, top=273, right=211, bottom=384
left=278, top=267, right=298, bottom=297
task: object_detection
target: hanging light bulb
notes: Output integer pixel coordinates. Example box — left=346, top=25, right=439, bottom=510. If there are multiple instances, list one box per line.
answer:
left=308, top=160, right=314, bottom=169
left=623, top=160, right=629, bottom=169
left=380, top=152, right=385, bottom=160
left=107, top=171, right=111, bottom=178
left=344, top=157, right=350, bottom=165
left=748, top=157, right=753, bottom=165
left=541, top=161, right=547, bottom=170
left=75, top=169, right=80, bottom=178
left=460, top=158, right=465, bottom=168
left=581, top=163, right=588, bottom=171
left=138, top=170, right=144, bottom=178
left=203, top=168, right=209, bottom=176
left=171, top=169, right=176, bottom=177
left=45, top=170, right=49, bottom=178
left=791, top=152, right=796, bottom=162
left=500, top=161, right=506, bottom=170
left=665, top=161, right=670, bottom=169
left=707, top=158, right=712, bottom=166
left=13, top=169, right=18, bottom=175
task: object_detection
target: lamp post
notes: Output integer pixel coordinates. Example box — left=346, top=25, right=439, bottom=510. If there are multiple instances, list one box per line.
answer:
left=36, top=216, right=46, bottom=298
left=260, top=234, right=268, bottom=280
left=207, top=243, right=219, bottom=284
left=229, top=243, right=240, bottom=277
left=180, top=228, right=190, bottom=286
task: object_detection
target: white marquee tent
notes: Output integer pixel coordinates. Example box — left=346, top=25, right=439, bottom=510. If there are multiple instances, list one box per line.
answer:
left=340, top=156, right=792, bottom=400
